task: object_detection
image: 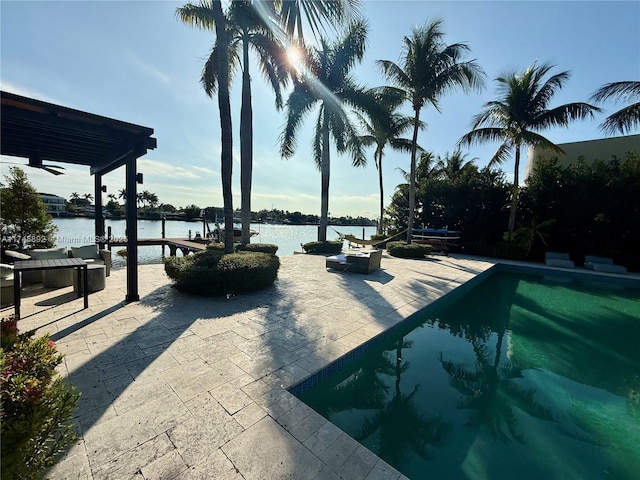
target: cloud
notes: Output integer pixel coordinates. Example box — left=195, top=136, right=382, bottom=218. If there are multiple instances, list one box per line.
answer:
left=125, top=50, right=171, bottom=85
left=138, top=158, right=216, bottom=180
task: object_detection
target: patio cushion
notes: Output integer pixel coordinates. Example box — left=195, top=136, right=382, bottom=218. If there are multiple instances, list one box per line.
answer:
left=71, top=245, right=101, bottom=260
left=4, top=250, right=30, bottom=261
left=27, top=247, right=68, bottom=260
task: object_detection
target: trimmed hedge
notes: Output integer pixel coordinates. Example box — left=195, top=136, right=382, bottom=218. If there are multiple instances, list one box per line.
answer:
left=302, top=240, right=343, bottom=254
left=387, top=241, right=433, bottom=259
left=164, top=249, right=279, bottom=296
left=236, top=243, right=279, bottom=255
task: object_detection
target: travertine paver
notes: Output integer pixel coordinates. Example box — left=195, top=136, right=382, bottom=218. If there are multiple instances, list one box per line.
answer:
left=2, top=252, right=509, bottom=479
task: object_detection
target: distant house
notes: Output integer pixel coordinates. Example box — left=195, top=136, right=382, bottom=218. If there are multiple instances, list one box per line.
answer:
left=39, top=193, right=68, bottom=217
left=525, top=134, right=640, bottom=180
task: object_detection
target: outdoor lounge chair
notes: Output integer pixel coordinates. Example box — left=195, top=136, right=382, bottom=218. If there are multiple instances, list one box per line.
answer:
left=326, top=249, right=382, bottom=274
left=584, top=255, right=627, bottom=274
left=69, top=245, right=112, bottom=277
left=544, top=252, right=575, bottom=268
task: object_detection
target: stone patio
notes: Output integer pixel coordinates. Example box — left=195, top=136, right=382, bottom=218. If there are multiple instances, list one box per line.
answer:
left=4, top=252, right=499, bottom=479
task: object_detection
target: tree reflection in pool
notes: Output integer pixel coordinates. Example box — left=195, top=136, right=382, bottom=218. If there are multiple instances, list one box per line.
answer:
left=296, top=270, right=640, bottom=480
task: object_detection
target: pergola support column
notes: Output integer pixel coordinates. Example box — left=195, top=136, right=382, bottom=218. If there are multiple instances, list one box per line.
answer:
left=94, top=174, right=105, bottom=249
left=125, top=155, right=139, bottom=302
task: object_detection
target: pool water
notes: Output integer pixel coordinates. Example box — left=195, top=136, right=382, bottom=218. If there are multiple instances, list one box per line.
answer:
left=296, top=269, right=640, bottom=480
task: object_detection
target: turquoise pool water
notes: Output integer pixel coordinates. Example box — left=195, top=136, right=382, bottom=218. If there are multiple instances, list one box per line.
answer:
left=295, top=269, right=640, bottom=480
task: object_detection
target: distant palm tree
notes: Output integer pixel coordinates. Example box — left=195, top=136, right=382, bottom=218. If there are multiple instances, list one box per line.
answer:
left=83, top=193, right=93, bottom=203
left=280, top=20, right=373, bottom=242
left=436, top=149, right=476, bottom=181
left=377, top=19, right=485, bottom=243
left=118, top=188, right=126, bottom=201
left=459, top=62, right=601, bottom=233
left=590, top=81, right=640, bottom=135
left=358, top=89, right=418, bottom=234
left=107, top=193, right=117, bottom=203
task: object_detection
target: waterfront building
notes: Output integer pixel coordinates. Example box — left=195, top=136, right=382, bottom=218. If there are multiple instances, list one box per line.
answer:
left=38, top=192, right=68, bottom=217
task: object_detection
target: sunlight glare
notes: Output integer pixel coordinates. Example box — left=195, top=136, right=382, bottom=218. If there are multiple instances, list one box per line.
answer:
left=286, top=45, right=304, bottom=73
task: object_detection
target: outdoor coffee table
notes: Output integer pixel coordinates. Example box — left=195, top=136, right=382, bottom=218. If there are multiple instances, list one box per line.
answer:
left=12, top=258, right=88, bottom=318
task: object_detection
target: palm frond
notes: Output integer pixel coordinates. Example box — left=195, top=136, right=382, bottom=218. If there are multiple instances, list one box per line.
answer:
left=175, top=2, right=217, bottom=30
left=280, top=83, right=317, bottom=158
left=488, top=142, right=512, bottom=167
left=534, top=102, right=601, bottom=129
left=599, top=101, right=640, bottom=135
left=590, top=81, right=640, bottom=103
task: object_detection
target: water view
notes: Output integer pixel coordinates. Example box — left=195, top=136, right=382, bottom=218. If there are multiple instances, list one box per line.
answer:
left=51, top=217, right=377, bottom=268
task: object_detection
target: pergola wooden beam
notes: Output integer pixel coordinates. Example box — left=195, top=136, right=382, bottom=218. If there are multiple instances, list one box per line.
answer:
left=1, top=90, right=157, bottom=302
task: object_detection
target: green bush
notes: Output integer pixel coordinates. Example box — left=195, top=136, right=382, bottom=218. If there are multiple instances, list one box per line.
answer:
left=164, top=250, right=279, bottom=296
left=1, top=317, right=80, bottom=480
left=302, top=240, right=343, bottom=254
left=236, top=243, right=279, bottom=255
left=387, top=241, right=433, bottom=259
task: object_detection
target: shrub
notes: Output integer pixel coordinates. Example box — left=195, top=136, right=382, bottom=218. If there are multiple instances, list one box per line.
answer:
left=387, top=241, right=433, bottom=259
left=1, top=317, right=80, bottom=479
left=302, top=240, right=342, bottom=254
left=164, top=250, right=279, bottom=296
left=236, top=243, right=279, bottom=255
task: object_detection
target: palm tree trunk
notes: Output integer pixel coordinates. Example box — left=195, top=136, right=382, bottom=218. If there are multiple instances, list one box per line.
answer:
left=240, top=38, right=253, bottom=247
left=406, top=110, right=421, bottom=244
left=507, top=143, right=521, bottom=233
left=319, top=114, right=330, bottom=242
left=377, top=149, right=384, bottom=235
left=212, top=1, right=234, bottom=253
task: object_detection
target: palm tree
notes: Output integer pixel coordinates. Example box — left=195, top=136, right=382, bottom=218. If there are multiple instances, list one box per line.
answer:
left=177, top=0, right=234, bottom=252
left=280, top=20, right=373, bottom=242
left=377, top=19, right=485, bottom=243
left=118, top=188, right=126, bottom=201
left=357, top=89, right=417, bottom=234
left=83, top=193, right=93, bottom=203
left=107, top=193, right=117, bottom=203
left=196, top=1, right=288, bottom=247
left=590, top=81, right=640, bottom=135
left=436, top=149, right=476, bottom=181
left=458, top=62, right=601, bottom=233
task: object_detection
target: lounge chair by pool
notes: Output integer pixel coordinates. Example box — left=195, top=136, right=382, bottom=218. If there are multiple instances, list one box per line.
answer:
left=584, top=255, right=627, bottom=274
left=545, top=252, right=575, bottom=268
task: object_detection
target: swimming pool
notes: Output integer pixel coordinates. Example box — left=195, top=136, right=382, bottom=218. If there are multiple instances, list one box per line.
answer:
left=293, top=267, right=640, bottom=480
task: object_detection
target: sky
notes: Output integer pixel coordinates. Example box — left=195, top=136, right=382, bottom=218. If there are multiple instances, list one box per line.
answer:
left=1, top=1, right=639, bottom=219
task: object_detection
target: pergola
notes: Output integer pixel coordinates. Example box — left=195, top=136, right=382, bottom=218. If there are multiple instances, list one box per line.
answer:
left=0, top=90, right=157, bottom=301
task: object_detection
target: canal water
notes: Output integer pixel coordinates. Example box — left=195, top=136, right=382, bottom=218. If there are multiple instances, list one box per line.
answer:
left=52, top=217, right=377, bottom=268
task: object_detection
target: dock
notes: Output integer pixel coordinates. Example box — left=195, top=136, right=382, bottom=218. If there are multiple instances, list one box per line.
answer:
left=108, top=237, right=208, bottom=256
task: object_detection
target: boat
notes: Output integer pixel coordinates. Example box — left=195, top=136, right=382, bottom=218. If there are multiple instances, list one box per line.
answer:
left=412, top=228, right=461, bottom=253
left=208, top=223, right=258, bottom=243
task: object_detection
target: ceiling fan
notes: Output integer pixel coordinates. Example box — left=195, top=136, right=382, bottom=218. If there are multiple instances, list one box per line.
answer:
left=0, top=155, right=66, bottom=175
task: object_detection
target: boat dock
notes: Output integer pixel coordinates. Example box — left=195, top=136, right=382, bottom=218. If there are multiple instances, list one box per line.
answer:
left=107, top=237, right=208, bottom=256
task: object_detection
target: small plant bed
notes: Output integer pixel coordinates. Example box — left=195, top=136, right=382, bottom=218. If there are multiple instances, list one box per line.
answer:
left=164, top=245, right=280, bottom=296
left=387, top=241, right=433, bottom=259
left=302, top=240, right=343, bottom=254
left=1, top=316, right=80, bottom=479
